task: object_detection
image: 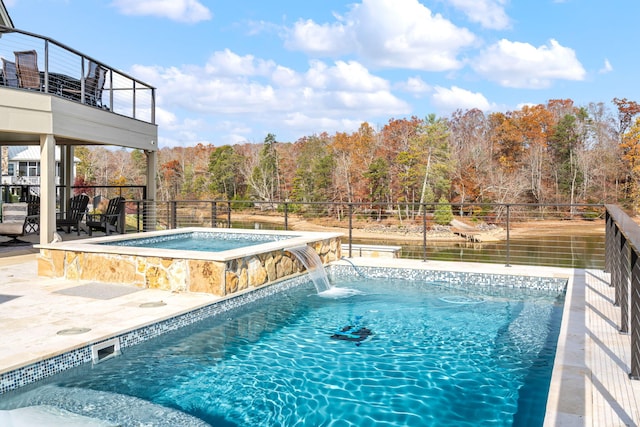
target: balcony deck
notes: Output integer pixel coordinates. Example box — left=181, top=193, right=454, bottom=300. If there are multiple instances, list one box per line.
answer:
left=0, top=25, right=156, bottom=150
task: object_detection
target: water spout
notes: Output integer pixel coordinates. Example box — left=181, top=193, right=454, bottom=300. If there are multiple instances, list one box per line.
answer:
left=287, top=245, right=332, bottom=293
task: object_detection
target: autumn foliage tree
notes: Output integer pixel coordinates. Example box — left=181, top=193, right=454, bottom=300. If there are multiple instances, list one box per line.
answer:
left=76, top=97, right=633, bottom=211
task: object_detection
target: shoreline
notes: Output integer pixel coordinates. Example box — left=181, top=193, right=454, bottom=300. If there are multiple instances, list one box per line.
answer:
left=229, top=214, right=606, bottom=244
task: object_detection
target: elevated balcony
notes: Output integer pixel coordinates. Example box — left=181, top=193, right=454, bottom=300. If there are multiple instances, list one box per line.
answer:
left=0, top=25, right=158, bottom=245
left=0, top=25, right=157, bottom=150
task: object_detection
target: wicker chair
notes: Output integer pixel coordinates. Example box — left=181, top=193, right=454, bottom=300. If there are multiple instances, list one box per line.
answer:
left=2, top=58, right=19, bottom=87
left=62, top=61, right=107, bottom=107
left=14, top=50, right=41, bottom=91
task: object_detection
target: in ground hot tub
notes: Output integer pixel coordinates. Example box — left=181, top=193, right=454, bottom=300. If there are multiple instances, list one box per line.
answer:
left=36, top=228, right=342, bottom=296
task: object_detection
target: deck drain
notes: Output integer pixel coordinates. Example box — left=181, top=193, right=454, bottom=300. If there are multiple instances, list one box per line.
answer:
left=56, top=327, right=91, bottom=335
left=139, top=301, right=167, bottom=308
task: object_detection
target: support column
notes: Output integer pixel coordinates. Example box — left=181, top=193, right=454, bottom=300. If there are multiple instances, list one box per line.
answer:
left=40, top=134, right=56, bottom=245
left=64, top=145, right=73, bottom=204
left=144, top=150, right=157, bottom=231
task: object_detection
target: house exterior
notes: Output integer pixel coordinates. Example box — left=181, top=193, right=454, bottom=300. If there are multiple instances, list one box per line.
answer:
left=1, top=145, right=78, bottom=187
left=0, top=0, right=159, bottom=245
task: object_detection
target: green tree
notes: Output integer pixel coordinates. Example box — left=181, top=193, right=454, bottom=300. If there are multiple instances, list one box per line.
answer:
left=250, top=133, right=280, bottom=202
left=291, top=135, right=334, bottom=203
left=549, top=113, right=584, bottom=206
left=415, top=114, right=453, bottom=214
left=208, top=145, right=242, bottom=199
left=433, top=196, right=454, bottom=225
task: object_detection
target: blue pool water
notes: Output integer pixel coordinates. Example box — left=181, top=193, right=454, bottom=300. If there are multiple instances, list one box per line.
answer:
left=104, top=231, right=294, bottom=252
left=0, top=277, right=564, bottom=426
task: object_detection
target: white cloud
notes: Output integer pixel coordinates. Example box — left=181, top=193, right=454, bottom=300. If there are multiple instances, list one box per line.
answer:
left=431, top=86, right=493, bottom=111
left=131, top=52, right=410, bottom=143
left=285, top=19, right=354, bottom=56
left=599, top=59, right=613, bottom=74
left=396, top=76, right=432, bottom=97
left=472, top=39, right=586, bottom=88
left=285, top=0, right=476, bottom=71
left=283, top=113, right=364, bottom=136
left=111, top=0, right=212, bottom=24
left=305, top=60, right=390, bottom=92
left=205, top=49, right=276, bottom=77
left=448, top=0, right=511, bottom=30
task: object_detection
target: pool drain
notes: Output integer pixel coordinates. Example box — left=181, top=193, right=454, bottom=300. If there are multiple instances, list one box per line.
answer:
left=56, top=327, right=91, bottom=335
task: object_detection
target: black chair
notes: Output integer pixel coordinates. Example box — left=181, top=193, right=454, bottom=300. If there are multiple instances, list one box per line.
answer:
left=2, top=58, right=19, bottom=88
left=61, top=60, right=107, bottom=107
left=86, top=196, right=125, bottom=236
left=56, top=194, right=89, bottom=235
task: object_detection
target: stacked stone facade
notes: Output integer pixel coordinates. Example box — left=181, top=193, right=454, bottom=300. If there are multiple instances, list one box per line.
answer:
left=37, top=237, right=341, bottom=296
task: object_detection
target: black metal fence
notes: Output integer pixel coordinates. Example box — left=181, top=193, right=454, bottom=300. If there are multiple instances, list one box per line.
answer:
left=605, top=205, right=640, bottom=379
left=116, top=200, right=605, bottom=269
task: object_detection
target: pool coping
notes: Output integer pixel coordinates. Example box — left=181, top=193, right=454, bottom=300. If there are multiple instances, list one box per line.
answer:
left=35, top=227, right=343, bottom=262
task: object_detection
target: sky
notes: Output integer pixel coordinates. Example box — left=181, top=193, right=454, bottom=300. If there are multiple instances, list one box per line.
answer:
left=3, top=0, right=637, bottom=148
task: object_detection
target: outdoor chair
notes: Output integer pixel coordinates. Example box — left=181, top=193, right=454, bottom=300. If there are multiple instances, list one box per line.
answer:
left=2, top=58, right=19, bottom=87
left=86, top=196, right=125, bottom=236
left=85, top=61, right=107, bottom=107
left=62, top=60, right=107, bottom=107
left=14, top=50, right=42, bottom=91
left=24, top=194, right=40, bottom=234
left=0, top=202, right=39, bottom=245
left=56, top=194, right=89, bottom=235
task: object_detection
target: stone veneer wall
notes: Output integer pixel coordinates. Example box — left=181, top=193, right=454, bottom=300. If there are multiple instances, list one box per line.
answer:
left=37, top=237, right=341, bottom=296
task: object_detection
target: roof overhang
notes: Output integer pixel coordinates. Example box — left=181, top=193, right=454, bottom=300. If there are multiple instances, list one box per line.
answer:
left=0, top=0, right=14, bottom=29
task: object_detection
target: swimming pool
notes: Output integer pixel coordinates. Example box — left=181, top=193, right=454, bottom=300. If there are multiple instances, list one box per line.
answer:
left=104, top=230, right=296, bottom=252
left=0, top=266, right=566, bottom=426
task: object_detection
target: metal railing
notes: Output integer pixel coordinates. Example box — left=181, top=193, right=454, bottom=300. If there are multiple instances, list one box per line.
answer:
left=0, top=25, right=155, bottom=124
left=605, top=205, right=640, bottom=379
left=113, top=200, right=605, bottom=269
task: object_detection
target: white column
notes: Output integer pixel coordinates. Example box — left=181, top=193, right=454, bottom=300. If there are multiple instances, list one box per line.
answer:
left=145, top=150, right=157, bottom=231
left=64, top=145, right=73, bottom=205
left=40, top=134, right=56, bottom=245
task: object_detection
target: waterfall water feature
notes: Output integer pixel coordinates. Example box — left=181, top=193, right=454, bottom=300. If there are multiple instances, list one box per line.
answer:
left=287, top=245, right=332, bottom=293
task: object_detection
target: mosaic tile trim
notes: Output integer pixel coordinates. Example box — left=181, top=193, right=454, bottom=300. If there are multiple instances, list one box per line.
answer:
left=0, top=264, right=566, bottom=395
left=328, top=264, right=568, bottom=293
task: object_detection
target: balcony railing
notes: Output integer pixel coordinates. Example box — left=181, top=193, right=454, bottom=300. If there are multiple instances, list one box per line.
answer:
left=0, top=25, right=155, bottom=124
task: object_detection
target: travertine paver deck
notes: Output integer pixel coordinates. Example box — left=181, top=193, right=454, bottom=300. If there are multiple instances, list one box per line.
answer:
left=0, top=248, right=639, bottom=426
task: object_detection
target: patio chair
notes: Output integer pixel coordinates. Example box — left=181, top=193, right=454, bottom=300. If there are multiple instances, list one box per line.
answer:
left=2, top=58, right=19, bottom=87
left=62, top=60, right=107, bottom=107
left=24, top=194, right=40, bottom=234
left=56, top=194, right=89, bottom=235
left=0, top=202, right=39, bottom=245
left=86, top=196, right=125, bottom=236
left=85, top=61, right=107, bottom=107
left=14, top=50, right=42, bottom=91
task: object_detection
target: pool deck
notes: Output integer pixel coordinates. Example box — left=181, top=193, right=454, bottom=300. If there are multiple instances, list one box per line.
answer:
left=0, top=247, right=639, bottom=425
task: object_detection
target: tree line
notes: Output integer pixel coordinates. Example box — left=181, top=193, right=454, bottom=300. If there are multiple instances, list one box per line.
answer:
left=73, top=98, right=640, bottom=211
